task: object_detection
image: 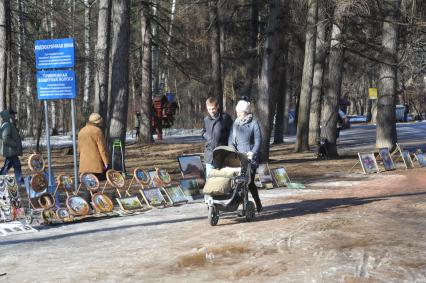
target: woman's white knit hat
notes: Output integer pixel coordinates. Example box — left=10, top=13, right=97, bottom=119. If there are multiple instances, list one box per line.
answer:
left=236, top=100, right=251, bottom=113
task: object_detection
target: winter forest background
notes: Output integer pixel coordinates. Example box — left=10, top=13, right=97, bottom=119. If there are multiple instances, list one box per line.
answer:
left=0, top=0, right=425, bottom=160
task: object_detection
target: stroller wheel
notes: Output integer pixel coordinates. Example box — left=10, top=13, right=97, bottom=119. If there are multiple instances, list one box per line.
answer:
left=208, top=205, right=219, bottom=226
left=245, top=201, right=255, bottom=222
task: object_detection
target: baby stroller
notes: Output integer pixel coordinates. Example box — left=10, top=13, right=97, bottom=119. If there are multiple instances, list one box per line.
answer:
left=204, top=146, right=256, bottom=226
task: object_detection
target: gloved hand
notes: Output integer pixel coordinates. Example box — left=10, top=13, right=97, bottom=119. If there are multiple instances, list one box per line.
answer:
left=103, top=164, right=110, bottom=172
left=247, top=151, right=254, bottom=160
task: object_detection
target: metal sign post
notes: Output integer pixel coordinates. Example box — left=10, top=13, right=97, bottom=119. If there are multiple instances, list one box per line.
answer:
left=43, top=101, right=53, bottom=187
left=71, top=100, right=78, bottom=191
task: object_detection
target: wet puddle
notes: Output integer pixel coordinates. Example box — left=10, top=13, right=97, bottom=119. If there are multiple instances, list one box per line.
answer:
left=176, top=244, right=254, bottom=269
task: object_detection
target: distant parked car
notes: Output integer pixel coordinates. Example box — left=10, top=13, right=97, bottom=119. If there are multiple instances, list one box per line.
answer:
left=348, top=115, right=367, bottom=123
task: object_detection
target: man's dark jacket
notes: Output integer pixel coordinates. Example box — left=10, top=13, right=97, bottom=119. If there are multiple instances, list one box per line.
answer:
left=202, top=112, right=233, bottom=164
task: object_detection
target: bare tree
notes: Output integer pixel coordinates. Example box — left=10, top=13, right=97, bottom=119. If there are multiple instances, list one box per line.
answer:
left=321, top=4, right=345, bottom=157
left=140, top=0, right=153, bottom=143
left=82, top=0, right=93, bottom=120
left=308, top=2, right=327, bottom=145
left=94, top=0, right=111, bottom=123
left=376, top=0, right=401, bottom=149
left=295, top=0, right=318, bottom=152
left=257, top=0, right=285, bottom=162
left=208, top=0, right=223, bottom=109
left=108, top=0, right=130, bottom=148
left=0, top=0, right=7, bottom=111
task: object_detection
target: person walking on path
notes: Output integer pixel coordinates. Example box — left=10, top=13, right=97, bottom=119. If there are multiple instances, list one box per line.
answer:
left=0, top=109, right=24, bottom=187
left=77, top=113, right=109, bottom=181
left=202, top=97, right=233, bottom=178
left=134, top=111, right=141, bottom=139
left=229, top=99, right=263, bottom=212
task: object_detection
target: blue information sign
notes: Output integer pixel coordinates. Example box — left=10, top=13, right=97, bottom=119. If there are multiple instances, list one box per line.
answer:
left=35, top=38, right=75, bottom=69
left=36, top=70, right=76, bottom=100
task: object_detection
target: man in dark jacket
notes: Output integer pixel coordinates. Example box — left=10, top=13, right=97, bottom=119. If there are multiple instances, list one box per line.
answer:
left=0, top=109, right=23, bottom=186
left=202, top=97, right=233, bottom=177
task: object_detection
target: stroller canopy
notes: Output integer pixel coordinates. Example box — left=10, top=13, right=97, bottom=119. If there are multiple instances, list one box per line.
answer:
left=212, top=146, right=249, bottom=169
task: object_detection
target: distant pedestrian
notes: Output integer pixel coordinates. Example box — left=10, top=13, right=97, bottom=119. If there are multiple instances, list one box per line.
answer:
left=134, top=111, right=141, bottom=139
left=229, top=99, right=263, bottom=212
left=0, top=109, right=24, bottom=187
left=202, top=97, right=233, bottom=177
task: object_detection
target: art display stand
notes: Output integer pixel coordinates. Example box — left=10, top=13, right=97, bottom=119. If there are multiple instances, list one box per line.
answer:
left=349, top=152, right=380, bottom=174
left=390, top=143, right=404, bottom=163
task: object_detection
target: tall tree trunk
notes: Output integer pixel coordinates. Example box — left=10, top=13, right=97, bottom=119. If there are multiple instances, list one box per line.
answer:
left=273, top=40, right=289, bottom=144
left=321, top=7, right=345, bottom=157
left=240, top=0, right=259, bottom=99
left=4, top=0, right=11, bottom=110
left=140, top=0, right=153, bottom=143
left=257, top=0, right=284, bottom=162
left=16, top=0, right=23, bottom=118
left=308, top=2, right=327, bottom=145
left=376, top=0, right=401, bottom=149
left=0, top=0, right=7, bottom=111
left=108, top=0, right=130, bottom=151
left=94, top=0, right=111, bottom=124
left=151, top=0, right=160, bottom=96
left=164, top=0, right=176, bottom=91
left=208, top=0, right=223, bottom=110
left=82, top=0, right=92, bottom=120
left=295, top=0, right=318, bottom=152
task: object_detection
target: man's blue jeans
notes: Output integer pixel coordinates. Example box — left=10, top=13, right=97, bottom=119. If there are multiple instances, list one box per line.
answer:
left=0, top=155, right=23, bottom=186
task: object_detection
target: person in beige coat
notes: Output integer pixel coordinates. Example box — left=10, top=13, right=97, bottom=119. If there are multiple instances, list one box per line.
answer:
left=78, top=113, right=109, bottom=181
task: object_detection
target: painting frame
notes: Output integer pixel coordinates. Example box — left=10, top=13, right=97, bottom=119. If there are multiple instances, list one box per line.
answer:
left=139, top=187, right=167, bottom=207
left=134, top=168, right=151, bottom=186
left=271, top=167, right=291, bottom=187
left=115, top=195, right=144, bottom=211
left=414, top=153, right=426, bottom=167
left=179, top=178, right=200, bottom=198
left=378, top=148, right=395, bottom=171
left=401, top=150, right=414, bottom=169
left=358, top=152, right=380, bottom=174
left=177, top=155, right=205, bottom=181
left=257, top=163, right=275, bottom=189
left=163, top=186, right=188, bottom=205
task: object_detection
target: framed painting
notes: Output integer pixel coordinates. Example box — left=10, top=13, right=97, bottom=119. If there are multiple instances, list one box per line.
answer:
left=157, top=169, right=172, bottom=186
left=358, top=152, right=379, bottom=174
left=139, top=187, right=167, bottom=207
left=177, top=155, right=205, bottom=180
left=116, top=196, right=143, bottom=211
left=257, top=163, right=275, bottom=189
left=31, top=173, right=48, bottom=193
left=271, top=167, right=291, bottom=187
left=163, top=186, right=188, bottom=205
left=106, top=170, right=126, bottom=189
left=134, top=168, right=150, bottom=186
left=66, top=195, right=90, bottom=216
left=415, top=153, right=426, bottom=167
left=28, top=154, right=45, bottom=172
left=79, top=173, right=99, bottom=192
left=179, top=178, right=200, bottom=197
left=58, top=175, right=74, bottom=192
left=401, top=150, right=414, bottom=169
left=92, top=193, right=114, bottom=213
left=148, top=170, right=163, bottom=188
left=378, top=148, right=395, bottom=171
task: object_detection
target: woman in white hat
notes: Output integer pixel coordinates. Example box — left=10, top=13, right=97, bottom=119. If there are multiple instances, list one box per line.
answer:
left=229, top=99, right=263, bottom=212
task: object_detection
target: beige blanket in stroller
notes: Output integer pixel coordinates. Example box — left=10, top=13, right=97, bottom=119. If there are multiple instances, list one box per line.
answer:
left=203, top=167, right=240, bottom=196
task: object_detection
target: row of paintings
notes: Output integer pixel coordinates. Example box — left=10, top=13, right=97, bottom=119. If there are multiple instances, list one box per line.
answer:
left=358, top=144, right=426, bottom=174
left=256, top=164, right=305, bottom=189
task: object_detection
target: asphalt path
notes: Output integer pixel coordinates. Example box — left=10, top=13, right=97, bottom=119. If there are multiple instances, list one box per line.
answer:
left=161, top=121, right=426, bottom=154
